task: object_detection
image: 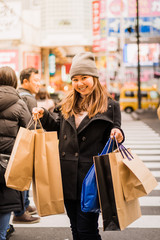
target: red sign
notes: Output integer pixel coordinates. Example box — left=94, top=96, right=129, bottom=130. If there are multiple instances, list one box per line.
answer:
left=92, top=1, right=100, bottom=52
left=0, top=49, right=19, bottom=72
left=23, top=52, right=41, bottom=72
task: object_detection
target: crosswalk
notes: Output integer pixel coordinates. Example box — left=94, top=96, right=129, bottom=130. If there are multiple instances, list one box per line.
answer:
left=121, top=112, right=160, bottom=228
left=11, top=112, right=160, bottom=230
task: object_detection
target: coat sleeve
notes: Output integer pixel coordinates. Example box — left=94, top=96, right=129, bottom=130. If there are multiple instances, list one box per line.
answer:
left=18, top=100, right=32, bottom=128
left=113, top=100, right=121, bottom=128
left=113, top=100, right=125, bottom=143
left=40, top=108, right=60, bottom=132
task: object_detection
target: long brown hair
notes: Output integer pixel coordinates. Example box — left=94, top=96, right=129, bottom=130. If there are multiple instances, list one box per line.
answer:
left=60, top=77, right=109, bottom=119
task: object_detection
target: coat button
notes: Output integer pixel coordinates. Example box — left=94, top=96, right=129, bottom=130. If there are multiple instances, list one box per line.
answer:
left=62, top=152, right=65, bottom=156
left=82, top=136, right=86, bottom=141
left=75, top=152, right=79, bottom=157
left=64, top=135, right=67, bottom=140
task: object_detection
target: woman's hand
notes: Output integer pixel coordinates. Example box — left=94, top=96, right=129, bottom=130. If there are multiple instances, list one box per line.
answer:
left=110, top=128, right=123, bottom=143
left=32, top=107, right=44, bottom=120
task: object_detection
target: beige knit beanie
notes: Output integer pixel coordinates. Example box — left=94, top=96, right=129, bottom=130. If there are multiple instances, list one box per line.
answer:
left=70, top=52, right=99, bottom=79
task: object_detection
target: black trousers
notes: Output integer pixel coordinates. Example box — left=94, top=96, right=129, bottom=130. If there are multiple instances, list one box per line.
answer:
left=64, top=199, right=102, bottom=240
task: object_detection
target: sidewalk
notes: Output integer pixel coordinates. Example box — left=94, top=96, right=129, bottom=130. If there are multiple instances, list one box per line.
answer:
left=130, top=109, right=160, bottom=136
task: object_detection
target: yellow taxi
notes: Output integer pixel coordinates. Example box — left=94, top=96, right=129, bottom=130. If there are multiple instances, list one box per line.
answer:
left=119, top=86, right=160, bottom=113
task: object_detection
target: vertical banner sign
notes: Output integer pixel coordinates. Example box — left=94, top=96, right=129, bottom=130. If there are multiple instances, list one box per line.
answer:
left=92, top=1, right=100, bottom=52
left=100, top=0, right=107, bottom=52
left=49, top=54, right=56, bottom=76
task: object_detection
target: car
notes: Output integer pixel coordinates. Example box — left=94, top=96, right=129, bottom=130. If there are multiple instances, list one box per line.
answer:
left=119, top=86, right=160, bottom=113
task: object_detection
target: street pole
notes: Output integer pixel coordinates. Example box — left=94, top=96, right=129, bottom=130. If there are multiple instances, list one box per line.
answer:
left=136, top=0, right=141, bottom=109
left=120, top=0, right=125, bottom=85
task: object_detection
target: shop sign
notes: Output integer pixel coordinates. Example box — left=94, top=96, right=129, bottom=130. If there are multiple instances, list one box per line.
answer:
left=128, top=0, right=160, bottom=17
left=49, top=54, right=56, bottom=76
left=106, top=0, right=160, bottom=18
left=23, top=52, right=41, bottom=72
left=107, top=0, right=128, bottom=17
left=108, top=17, right=160, bottom=36
left=0, top=49, right=18, bottom=72
left=123, top=43, right=160, bottom=67
left=92, top=1, right=100, bottom=52
left=107, top=37, right=118, bottom=51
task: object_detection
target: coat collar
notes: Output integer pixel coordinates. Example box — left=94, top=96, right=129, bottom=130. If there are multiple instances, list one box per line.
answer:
left=65, top=111, right=113, bottom=135
left=65, top=115, right=76, bottom=131
left=77, top=112, right=113, bottom=134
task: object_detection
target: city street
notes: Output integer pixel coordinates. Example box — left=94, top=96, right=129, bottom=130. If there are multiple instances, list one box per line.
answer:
left=10, top=112, right=160, bottom=240
left=0, top=1, right=160, bottom=240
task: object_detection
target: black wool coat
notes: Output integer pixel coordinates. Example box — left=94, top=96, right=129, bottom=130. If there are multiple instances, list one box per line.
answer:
left=41, top=98, right=124, bottom=200
left=0, top=86, right=31, bottom=213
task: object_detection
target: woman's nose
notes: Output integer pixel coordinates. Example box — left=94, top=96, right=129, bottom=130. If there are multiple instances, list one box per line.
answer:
left=77, top=80, right=84, bottom=86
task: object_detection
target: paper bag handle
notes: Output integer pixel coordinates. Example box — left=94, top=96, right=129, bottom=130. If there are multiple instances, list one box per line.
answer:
left=27, top=117, right=35, bottom=129
left=34, top=117, right=43, bottom=130
left=119, top=145, right=134, bottom=161
left=27, top=116, right=44, bottom=131
left=100, top=138, right=113, bottom=155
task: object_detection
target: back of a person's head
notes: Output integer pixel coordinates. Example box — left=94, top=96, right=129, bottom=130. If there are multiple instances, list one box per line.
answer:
left=0, top=66, right=17, bottom=89
left=20, top=67, right=38, bottom=84
left=36, top=87, right=49, bottom=100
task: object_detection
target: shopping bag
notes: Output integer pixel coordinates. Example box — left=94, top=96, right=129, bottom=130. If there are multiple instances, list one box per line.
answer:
left=32, top=128, right=65, bottom=217
left=81, top=164, right=99, bottom=213
left=118, top=145, right=158, bottom=202
left=94, top=150, right=141, bottom=231
left=81, top=138, right=113, bottom=213
left=5, top=127, right=35, bottom=191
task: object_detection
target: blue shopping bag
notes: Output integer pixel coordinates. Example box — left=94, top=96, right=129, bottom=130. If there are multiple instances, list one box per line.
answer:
left=81, top=138, right=113, bottom=213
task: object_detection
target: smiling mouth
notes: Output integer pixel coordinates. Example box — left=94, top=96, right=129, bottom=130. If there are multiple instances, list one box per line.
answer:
left=79, top=87, right=87, bottom=91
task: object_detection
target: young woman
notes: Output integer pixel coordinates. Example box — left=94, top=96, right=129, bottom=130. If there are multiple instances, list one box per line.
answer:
left=32, top=52, right=124, bottom=240
left=0, top=66, right=34, bottom=240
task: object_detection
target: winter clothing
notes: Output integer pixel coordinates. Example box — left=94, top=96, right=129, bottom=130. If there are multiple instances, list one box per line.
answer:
left=17, top=88, right=37, bottom=114
left=0, top=86, right=31, bottom=155
left=70, top=52, right=99, bottom=79
left=12, top=212, right=40, bottom=224
left=40, top=98, right=123, bottom=200
left=0, top=212, right=11, bottom=240
left=0, top=85, right=31, bottom=214
left=65, top=199, right=101, bottom=240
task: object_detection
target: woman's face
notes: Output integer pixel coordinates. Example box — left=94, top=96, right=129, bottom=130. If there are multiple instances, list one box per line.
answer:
left=72, top=75, right=94, bottom=96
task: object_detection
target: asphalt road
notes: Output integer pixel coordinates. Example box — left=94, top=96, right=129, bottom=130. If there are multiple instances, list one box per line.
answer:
left=131, top=109, right=160, bottom=135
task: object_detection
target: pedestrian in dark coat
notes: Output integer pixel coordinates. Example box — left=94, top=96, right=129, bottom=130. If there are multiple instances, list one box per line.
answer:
left=0, top=66, right=31, bottom=240
left=33, top=52, right=124, bottom=240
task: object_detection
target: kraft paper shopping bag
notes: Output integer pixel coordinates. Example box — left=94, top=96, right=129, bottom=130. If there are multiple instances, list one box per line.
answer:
left=5, top=127, right=35, bottom=191
left=32, top=129, right=64, bottom=217
left=118, top=145, right=158, bottom=202
left=94, top=151, right=141, bottom=231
